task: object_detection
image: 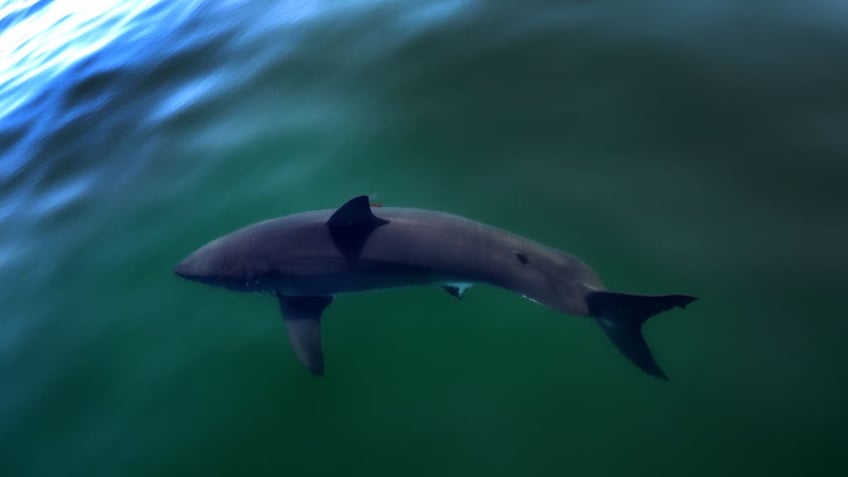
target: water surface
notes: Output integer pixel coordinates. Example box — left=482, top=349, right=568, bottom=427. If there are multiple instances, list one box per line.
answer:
left=2, top=1, right=846, bottom=475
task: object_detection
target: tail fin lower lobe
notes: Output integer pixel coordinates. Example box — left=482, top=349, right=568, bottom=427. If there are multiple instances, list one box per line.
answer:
left=586, top=292, right=697, bottom=380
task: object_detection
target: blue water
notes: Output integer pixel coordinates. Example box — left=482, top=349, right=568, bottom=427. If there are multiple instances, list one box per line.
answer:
left=2, top=1, right=847, bottom=475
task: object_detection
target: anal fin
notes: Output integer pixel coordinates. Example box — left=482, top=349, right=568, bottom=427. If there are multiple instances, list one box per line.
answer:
left=441, top=282, right=472, bottom=300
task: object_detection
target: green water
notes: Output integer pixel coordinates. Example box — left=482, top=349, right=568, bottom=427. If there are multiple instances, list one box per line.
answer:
left=2, top=1, right=847, bottom=475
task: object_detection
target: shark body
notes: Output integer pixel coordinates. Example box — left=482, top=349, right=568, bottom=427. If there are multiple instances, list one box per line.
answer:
left=175, top=196, right=696, bottom=378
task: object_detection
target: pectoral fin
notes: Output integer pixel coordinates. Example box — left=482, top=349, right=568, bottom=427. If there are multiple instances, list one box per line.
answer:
left=277, top=295, right=334, bottom=376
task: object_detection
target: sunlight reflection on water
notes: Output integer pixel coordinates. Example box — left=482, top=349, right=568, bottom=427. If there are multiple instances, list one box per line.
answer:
left=0, top=1, right=163, bottom=117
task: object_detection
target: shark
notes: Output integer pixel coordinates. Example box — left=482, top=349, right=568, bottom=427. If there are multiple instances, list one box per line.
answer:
left=174, top=195, right=696, bottom=379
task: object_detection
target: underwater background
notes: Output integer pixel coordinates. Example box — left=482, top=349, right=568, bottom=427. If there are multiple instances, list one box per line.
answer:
left=2, top=0, right=847, bottom=475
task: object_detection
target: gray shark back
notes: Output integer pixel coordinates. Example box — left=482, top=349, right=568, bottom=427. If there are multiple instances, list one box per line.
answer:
left=216, top=206, right=605, bottom=315
left=175, top=196, right=696, bottom=380
left=354, top=207, right=606, bottom=316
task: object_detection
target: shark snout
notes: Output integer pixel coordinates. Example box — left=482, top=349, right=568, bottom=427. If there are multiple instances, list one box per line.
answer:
left=174, top=255, right=198, bottom=279
left=174, top=249, right=212, bottom=281
left=174, top=240, right=230, bottom=283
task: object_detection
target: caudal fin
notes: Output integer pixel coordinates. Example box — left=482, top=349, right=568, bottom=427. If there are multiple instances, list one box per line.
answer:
left=586, top=291, right=697, bottom=380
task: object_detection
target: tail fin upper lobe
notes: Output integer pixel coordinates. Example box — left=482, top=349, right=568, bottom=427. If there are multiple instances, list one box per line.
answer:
left=586, top=292, right=697, bottom=380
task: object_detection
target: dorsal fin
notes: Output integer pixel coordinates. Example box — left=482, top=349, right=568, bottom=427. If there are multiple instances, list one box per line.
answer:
left=327, top=195, right=389, bottom=259
left=328, top=195, right=389, bottom=228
